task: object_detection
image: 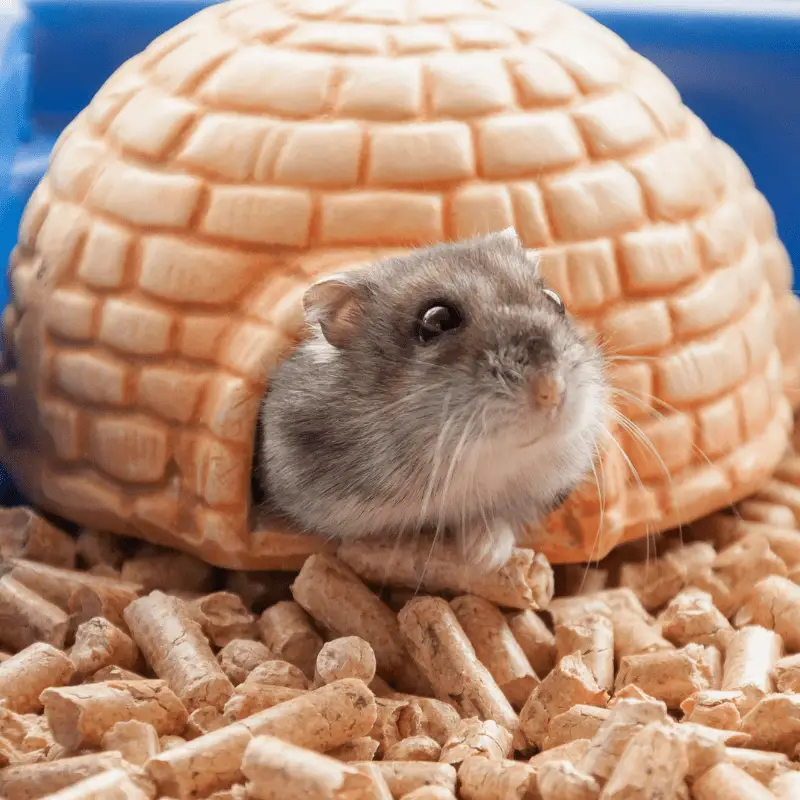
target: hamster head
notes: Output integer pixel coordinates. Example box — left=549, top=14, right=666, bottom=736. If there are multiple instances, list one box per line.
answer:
left=261, top=229, right=607, bottom=568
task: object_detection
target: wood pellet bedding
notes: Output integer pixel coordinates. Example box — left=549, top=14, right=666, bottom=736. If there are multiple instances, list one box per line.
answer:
left=4, top=451, right=800, bottom=798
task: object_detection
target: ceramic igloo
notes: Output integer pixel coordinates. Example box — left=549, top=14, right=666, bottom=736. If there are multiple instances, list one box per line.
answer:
left=1, top=0, right=798, bottom=569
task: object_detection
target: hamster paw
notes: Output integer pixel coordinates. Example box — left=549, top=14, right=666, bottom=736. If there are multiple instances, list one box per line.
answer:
left=463, top=520, right=516, bottom=571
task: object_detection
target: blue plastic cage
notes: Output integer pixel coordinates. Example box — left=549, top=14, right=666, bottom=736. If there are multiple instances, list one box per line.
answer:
left=0, top=0, right=799, bottom=499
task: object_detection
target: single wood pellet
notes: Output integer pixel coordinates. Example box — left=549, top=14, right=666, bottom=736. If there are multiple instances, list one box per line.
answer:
left=519, top=652, right=608, bottom=749
left=438, top=719, right=512, bottom=767
left=216, top=639, right=275, bottom=685
left=123, top=591, right=235, bottom=713
left=450, top=595, right=539, bottom=709
left=397, top=597, right=521, bottom=746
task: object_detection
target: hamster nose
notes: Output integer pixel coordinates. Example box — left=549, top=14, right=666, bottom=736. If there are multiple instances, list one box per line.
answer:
left=530, top=373, right=565, bottom=410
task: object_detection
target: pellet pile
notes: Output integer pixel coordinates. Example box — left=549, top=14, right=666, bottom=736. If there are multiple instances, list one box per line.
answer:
left=4, top=458, right=800, bottom=798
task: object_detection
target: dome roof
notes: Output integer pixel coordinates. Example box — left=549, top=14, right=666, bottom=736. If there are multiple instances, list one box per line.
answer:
left=1, top=0, right=797, bottom=568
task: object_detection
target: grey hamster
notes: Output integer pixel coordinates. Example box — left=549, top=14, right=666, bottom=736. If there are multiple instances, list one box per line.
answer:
left=258, top=229, right=607, bottom=570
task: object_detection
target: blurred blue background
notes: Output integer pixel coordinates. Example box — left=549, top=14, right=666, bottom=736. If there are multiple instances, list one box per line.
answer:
left=0, top=0, right=799, bottom=500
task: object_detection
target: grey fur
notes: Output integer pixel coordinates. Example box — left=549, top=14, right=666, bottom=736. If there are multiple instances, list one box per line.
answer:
left=259, top=231, right=607, bottom=569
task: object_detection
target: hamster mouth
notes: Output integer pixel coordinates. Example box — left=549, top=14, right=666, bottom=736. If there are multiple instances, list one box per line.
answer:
left=536, top=386, right=567, bottom=421
left=519, top=414, right=563, bottom=449
left=516, top=390, right=569, bottom=448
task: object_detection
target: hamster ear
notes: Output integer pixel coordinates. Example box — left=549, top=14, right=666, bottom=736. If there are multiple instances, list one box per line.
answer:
left=303, top=272, right=367, bottom=349
left=490, top=227, right=523, bottom=248
left=524, top=249, right=541, bottom=276
left=486, top=228, right=539, bottom=273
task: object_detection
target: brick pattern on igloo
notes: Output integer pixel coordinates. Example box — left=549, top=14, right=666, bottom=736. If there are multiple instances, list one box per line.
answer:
left=7, top=179, right=312, bottom=554
left=2, top=0, right=793, bottom=564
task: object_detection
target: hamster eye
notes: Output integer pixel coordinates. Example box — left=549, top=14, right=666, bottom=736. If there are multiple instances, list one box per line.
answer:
left=415, top=303, right=462, bottom=344
left=543, top=288, right=565, bottom=314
